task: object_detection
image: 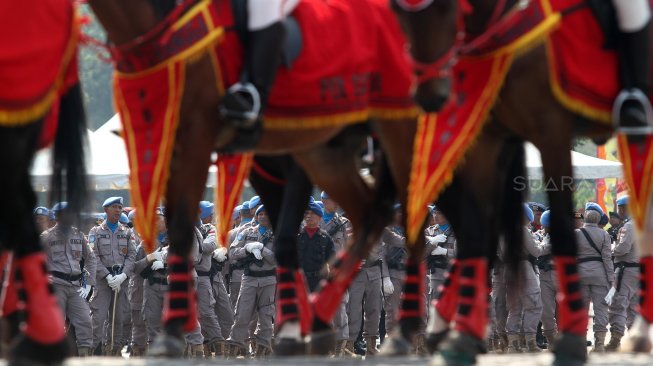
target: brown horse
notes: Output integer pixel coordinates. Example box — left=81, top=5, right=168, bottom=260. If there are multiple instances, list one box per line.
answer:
left=390, top=0, right=653, bottom=364
left=0, top=1, right=88, bottom=365
left=87, top=0, right=435, bottom=356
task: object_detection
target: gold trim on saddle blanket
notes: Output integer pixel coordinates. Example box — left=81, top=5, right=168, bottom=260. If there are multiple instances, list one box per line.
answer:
left=405, top=0, right=561, bottom=244
left=617, top=135, right=653, bottom=231
left=0, top=7, right=79, bottom=126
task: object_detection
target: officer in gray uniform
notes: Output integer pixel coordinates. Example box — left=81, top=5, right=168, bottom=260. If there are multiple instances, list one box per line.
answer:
left=228, top=201, right=253, bottom=309
left=195, top=201, right=226, bottom=356
left=424, top=207, right=456, bottom=302
left=381, top=206, right=406, bottom=337
left=126, top=210, right=147, bottom=357
left=88, top=197, right=136, bottom=356
left=348, top=223, right=389, bottom=357
left=227, top=205, right=276, bottom=358
left=42, top=202, right=97, bottom=357
left=34, top=206, right=50, bottom=233
left=319, top=192, right=354, bottom=356
left=606, top=195, right=640, bottom=351
left=503, top=204, right=545, bottom=353
left=575, top=203, right=615, bottom=352
left=535, top=210, right=558, bottom=349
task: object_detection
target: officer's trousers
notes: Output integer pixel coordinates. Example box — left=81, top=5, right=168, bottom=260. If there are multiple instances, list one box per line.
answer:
left=228, top=278, right=276, bottom=348
left=539, top=269, right=558, bottom=334
left=55, top=283, right=93, bottom=348
left=212, top=275, right=235, bottom=339
left=348, top=277, right=382, bottom=339
left=609, top=269, right=639, bottom=335
left=580, top=283, right=610, bottom=333
left=197, top=276, right=224, bottom=342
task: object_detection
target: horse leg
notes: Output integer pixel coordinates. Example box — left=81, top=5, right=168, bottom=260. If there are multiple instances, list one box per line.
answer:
left=0, top=123, right=70, bottom=365
left=249, top=155, right=314, bottom=355
left=537, top=137, right=588, bottom=364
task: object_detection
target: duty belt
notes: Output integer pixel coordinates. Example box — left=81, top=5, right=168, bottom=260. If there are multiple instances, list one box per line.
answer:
left=196, top=270, right=212, bottom=277
left=537, top=254, right=553, bottom=272
left=388, top=262, right=406, bottom=271
left=577, top=256, right=602, bottom=264
left=148, top=277, right=168, bottom=286
left=363, top=259, right=382, bottom=268
left=427, top=255, right=448, bottom=271
left=244, top=268, right=276, bottom=277
left=51, top=271, right=82, bottom=282
left=615, top=261, right=639, bottom=292
left=106, top=265, right=124, bottom=275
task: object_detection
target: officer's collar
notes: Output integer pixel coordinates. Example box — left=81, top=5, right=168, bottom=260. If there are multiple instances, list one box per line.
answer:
left=102, top=220, right=124, bottom=231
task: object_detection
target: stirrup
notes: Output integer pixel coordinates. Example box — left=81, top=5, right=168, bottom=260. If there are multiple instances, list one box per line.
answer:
left=613, top=89, right=653, bottom=135
left=220, top=82, right=261, bottom=128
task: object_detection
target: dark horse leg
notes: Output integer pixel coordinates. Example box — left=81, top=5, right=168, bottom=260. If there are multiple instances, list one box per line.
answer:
left=248, top=155, right=313, bottom=355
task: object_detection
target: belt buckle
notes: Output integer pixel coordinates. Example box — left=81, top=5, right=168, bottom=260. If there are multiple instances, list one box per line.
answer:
left=111, top=265, right=122, bottom=275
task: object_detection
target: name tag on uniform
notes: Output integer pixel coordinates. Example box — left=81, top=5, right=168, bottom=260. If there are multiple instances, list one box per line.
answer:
left=117, top=234, right=129, bottom=239
left=49, top=240, right=64, bottom=246
left=70, top=239, right=83, bottom=244
left=97, top=234, right=110, bottom=239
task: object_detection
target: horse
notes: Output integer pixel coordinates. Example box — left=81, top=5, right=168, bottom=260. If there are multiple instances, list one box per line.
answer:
left=86, top=0, right=434, bottom=356
left=0, top=1, right=88, bottom=365
left=390, top=0, right=653, bottom=364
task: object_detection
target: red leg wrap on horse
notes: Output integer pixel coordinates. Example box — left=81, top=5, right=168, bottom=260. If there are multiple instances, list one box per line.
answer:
left=311, top=252, right=361, bottom=324
left=275, top=267, right=312, bottom=335
left=639, top=256, right=653, bottom=323
left=294, top=270, right=312, bottom=336
left=15, top=253, right=65, bottom=344
left=0, top=252, right=18, bottom=316
left=434, top=259, right=460, bottom=322
left=163, top=255, right=198, bottom=332
left=554, top=256, right=586, bottom=336
left=398, top=260, right=426, bottom=320
left=453, top=258, right=487, bottom=340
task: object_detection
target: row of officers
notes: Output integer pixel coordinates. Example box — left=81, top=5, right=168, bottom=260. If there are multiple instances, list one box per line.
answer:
left=34, top=192, right=637, bottom=358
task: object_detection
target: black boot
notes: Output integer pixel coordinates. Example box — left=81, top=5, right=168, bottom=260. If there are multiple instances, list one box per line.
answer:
left=614, top=21, right=653, bottom=136
left=220, top=22, right=286, bottom=146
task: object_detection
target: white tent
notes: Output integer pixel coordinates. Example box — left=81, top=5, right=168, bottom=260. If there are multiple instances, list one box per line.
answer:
left=525, top=142, right=623, bottom=179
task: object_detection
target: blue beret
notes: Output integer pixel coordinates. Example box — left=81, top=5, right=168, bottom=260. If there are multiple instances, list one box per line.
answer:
left=240, top=201, right=250, bottom=210
left=155, top=207, right=165, bottom=216
left=528, top=202, right=547, bottom=213
left=34, top=207, right=49, bottom=217
left=321, top=191, right=329, bottom=200
left=248, top=196, right=261, bottom=208
left=523, top=203, right=534, bottom=223
left=616, top=195, right=629, bottom=206
left=540, top=210, right=551, bottom=228
left=585, top=202, right=604, bottom=216
left=255, top=205, right=266, bottom=216
left=119, top=213, right=130, bottom=224
left=199, top=201, right=214, bottom=220
left=51, top=202, right=68, bottom=213
left=309, top=196, right=316, bottom=203
left=308, top=202, right=323, bottom=217
left=103, top=196, right=123, bottom=208
left=394, top=203, right=402, bottom=211
left=315, top=201, right=324, bottom=209
left=128, top=210, right=136, bottom=222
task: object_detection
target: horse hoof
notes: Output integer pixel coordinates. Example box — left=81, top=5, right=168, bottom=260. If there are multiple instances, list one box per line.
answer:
left=9, top=335, right=71, bottom=366
left=308, top=329, right=336, bottom=355
left=273, top=338, right=307, bottom=356
left=147, top=334, right=185, bottom=358
left=426, top=329, right=450, bottom=354
left=431, top=331, right=484, bottom=366
left=621, top=335, right=652, bottom=353
left=552, top=333, right=587, bottom=366
left=378, top=335, right=412, bottom=356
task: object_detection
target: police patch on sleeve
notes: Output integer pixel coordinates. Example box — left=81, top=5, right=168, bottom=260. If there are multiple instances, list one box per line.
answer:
left=89, top=235, right=95, bottom=243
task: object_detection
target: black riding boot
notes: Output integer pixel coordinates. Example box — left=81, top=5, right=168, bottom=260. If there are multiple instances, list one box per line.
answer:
left=614, top=21, right=653, bottom=135
left=220, top=22, right=286, bottom=149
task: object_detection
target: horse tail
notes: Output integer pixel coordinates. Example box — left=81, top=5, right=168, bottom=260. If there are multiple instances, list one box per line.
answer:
left=50, top=83, right=88, bottom=224
left=496, top=138, right=526, bottom=273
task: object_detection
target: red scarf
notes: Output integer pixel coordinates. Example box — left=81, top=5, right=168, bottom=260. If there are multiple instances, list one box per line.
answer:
left=305, top=227, right=319, bottom=238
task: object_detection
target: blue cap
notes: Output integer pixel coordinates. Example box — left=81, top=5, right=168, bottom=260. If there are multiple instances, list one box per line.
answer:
left=321, top=191, right=329, bottom=200
left=103, top=196, right=123, bottom=208
left=308, top=201, right=323, bottom=217
left=128, top=210, right=136, bottom=222
left=255, top=205, right=266, bottom=216
left=119, top=213, right=130, bottom=224
left=309, top=196, right=316, bottom=203
left=51, top=202, right=68, bottom=213
left=155, top=207, right=165, bottom=216
left=528, top=202, right=547, bottom=213
left=233, top=205, right=242, bottom=220
left=199, top=201, right=214, bottom=220
left=523, top=203, right=534, bottom=223
left=315, top=201, right=324, bottom=209
left=585, top=202, right=604, bottom=216
left=34, top=207, right=49, bottom=217
left=248, top=196, right=261, bottom=208
left=540, top=210, right=551, bottom=228
left=616, top=195, right=629, bottom=206
left=241, top=201, right=250, bottom=211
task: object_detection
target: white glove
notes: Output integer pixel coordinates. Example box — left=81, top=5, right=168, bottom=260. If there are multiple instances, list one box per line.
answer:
left=151, top=260, right=164, bottom=271
left=383, top=277, right=395, bottom=295
left=428, top=234, right=447, bottom=245
left=108, top=273, right=127, bottom=291
left=245, top=242, right=264, bottom=253
left=431, top=246, right=448, bottom=256
left=147, top=250, right=164, bottom=262
left=252, top=248, right=263, bottom=260
left=105, top=274, right=115, bottom=285
left=77, top=286, right=92, bottom=300
left=605, top=287, right=616, bottom=305
left=213, top=247, right=228, bottom=262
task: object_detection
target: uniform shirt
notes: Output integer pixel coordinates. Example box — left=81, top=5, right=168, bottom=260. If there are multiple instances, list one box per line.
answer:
left=500, top=227, right=545, bottom=289
left=607, top=223, right=623, bottom=243
left=227, top=221, right=254, bottom=283
left=196, top=223, right=218, bottom=273
left=613, top=219, right=639, bottom=263
left=129, top=244, right=146, bottom=310
left=320, top=212, right=353, bottom=251
left=133, top=235, right=169, bottom=283
left=297, top=227, right=335, bottom=273
left=88, top=220, right=136, bottom=280
left=382, top=226, right=406, bottom=279
left=424, top=224, right=457, bottom=259
left=355, top=240, right=389, bottom=282
left=230, top=225, right=276, bottom=286
left=42, top=224, right=97, bottom=287
left=574, top=223, right=615, bottom=285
